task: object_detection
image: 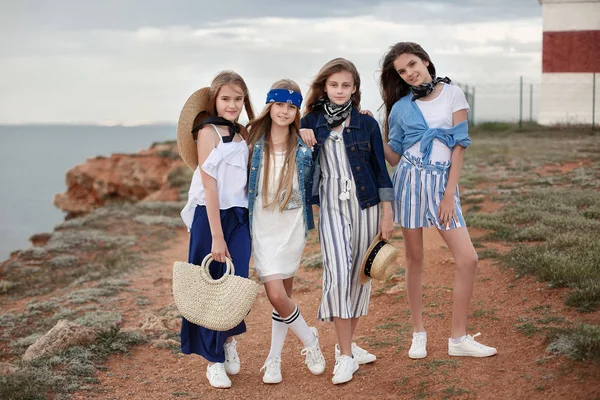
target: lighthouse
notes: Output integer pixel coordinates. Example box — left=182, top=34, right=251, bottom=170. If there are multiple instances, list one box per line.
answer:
left=538, top=0, right=600, bottom=125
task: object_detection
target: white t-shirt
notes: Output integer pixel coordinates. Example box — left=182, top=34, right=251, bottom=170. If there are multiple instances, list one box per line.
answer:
left=406, top=83, right=470, bottom=163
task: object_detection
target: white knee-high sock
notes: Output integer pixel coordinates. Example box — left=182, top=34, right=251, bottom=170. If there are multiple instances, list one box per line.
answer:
left=282, top=306, right=316, bottom=348
left=267, top=310, right=288, bottom=359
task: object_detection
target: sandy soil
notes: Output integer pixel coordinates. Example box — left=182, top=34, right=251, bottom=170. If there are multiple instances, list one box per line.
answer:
left=68, top=221, right=600, bottom=400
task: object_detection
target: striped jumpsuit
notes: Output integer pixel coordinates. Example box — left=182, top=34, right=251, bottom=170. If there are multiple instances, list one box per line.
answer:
left=317, top=126, right=379, bottom=322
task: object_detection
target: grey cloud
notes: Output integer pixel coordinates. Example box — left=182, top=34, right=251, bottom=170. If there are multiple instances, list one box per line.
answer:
left=2, top=0, right=541, bottom=32
left=372, top=1, right=541, bottom=24
left=2, top=0, right=379, bottom=31
left=0, top=3, right=542, bottom=124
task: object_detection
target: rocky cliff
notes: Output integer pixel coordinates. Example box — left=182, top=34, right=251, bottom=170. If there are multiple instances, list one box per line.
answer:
left=53, top=142, right=190, bottom=217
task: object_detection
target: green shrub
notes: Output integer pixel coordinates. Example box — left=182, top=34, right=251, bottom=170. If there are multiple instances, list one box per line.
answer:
left=167, top=166, right=193, bottom=189
left=546, top=324, right=600, bottom=363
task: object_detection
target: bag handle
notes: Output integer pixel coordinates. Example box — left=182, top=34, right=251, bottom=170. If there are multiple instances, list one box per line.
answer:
left=200, top=254, right=236, bottom=284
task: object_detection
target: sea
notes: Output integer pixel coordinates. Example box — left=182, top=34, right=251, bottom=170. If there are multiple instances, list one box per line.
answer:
left=0, top=124, right=177, bottom=262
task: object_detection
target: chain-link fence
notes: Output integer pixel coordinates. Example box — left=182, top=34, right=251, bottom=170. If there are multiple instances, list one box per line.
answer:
left=456, top=74, right=598, bottom=128
left=455, top=80, right=541, bottom=126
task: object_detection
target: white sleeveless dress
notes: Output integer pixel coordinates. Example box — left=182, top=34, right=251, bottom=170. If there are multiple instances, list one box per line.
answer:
left=252, top=151, right=306, bottom=282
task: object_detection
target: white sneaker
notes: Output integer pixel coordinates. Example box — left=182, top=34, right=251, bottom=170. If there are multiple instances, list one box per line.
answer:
left=224, top=339, right=240, bottom=375
left=206, top=363, right=231, bottom=388
left=331, top=355, right=359, bottom=385
left=300, top=327, right=326, bottom=375
left=448, top=333, right=497, bottom=357
left=260, top=356, right=282, bottom=384
left=408, top=332, right=427, bottom=359
left=335, top=343, right=377, bottom=364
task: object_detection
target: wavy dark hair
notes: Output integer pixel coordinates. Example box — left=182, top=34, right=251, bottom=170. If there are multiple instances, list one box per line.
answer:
left=379, top=42, right=436, bottom=141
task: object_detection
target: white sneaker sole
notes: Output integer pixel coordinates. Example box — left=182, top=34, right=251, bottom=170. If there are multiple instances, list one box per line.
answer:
left=331, top=364, right=359, bottom=385
left=308, top=365, right=326, bottom=375
left=335, top=351, right=377, bottom=364
left=448, top=349, right=497, bottom=357
left=206, top=375, right=231, bottom=389
left=208, top=382, right=231, bottom=389
left=263, top=375, right=283, bottom=384
left=225, top=363, right=240, bottom=375
left=356, top=355, right=376, bottom=364
left=408, top=351, right=427, bottom=359
left=206, top=366, right=232, bottom=388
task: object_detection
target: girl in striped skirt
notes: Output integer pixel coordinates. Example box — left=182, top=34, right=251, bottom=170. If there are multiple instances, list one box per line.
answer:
left=380, top=42, right=497, bottom=359
left=300, top=58, right=394, bottom=384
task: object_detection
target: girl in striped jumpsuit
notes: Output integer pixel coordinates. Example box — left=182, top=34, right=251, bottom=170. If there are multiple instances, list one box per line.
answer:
left=300, top=58, right=394, bottom=384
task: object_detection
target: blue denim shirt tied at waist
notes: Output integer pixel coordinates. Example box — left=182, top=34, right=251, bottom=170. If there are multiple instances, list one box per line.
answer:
left=387, top=92, right=471, bottom=166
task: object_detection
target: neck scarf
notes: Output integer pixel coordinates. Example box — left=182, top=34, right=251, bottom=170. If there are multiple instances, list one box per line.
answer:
left=192, top=117, right=240, bottom=143
left=313, top=97, right=353, bottom=128
left=411, top=76, right=451, bottom=101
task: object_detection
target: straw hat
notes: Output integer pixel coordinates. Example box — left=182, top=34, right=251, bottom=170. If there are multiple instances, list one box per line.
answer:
left=176, top=87, right=212, bottom=170
left=360, top=233, right=399, bottom=285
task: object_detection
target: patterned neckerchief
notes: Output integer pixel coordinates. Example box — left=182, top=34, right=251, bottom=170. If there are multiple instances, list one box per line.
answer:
left=411, top=76, right=451, bottom=101
left=313, top=97, right=353, bottom=128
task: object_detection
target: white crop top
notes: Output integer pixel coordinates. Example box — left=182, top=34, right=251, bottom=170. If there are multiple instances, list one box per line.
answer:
left=180, top=125, right=249, bottom=230
left=406, top=83, right=470, bottom=163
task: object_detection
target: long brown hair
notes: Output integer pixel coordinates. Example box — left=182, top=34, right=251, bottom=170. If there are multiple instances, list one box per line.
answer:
left=246, top=79, right=301, bottom=211
left=203, top=70, right=255, bottom=140
left=303, top=58, right=361, bottom=115
left=380, top=42, right=436, bottom=141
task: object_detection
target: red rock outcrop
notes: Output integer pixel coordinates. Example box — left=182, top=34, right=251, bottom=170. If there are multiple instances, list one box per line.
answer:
left=53, top=143, right=184, bottom=216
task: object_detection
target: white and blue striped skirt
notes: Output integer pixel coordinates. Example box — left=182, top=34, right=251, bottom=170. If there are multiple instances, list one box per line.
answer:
left=392, top=154, right=466, bottom=230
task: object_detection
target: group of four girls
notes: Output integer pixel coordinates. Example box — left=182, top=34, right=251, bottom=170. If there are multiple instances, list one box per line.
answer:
left=176, top=41, right=497, bottom=389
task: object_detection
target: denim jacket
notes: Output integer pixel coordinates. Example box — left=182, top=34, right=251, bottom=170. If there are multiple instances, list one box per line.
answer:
left=300, top=106, right=394, bottom=209
left=248, top=136, right=315, bottom=236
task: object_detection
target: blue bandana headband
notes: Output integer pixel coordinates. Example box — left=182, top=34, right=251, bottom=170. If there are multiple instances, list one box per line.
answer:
left=266, top=88, right=303, bottom=108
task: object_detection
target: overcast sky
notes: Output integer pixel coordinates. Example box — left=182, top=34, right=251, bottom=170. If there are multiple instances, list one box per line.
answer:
left=0, top=1, right=543, bottom=125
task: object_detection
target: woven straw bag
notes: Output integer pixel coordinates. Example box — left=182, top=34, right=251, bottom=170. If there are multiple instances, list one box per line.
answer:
left=172, top=254, right=259, bottom=331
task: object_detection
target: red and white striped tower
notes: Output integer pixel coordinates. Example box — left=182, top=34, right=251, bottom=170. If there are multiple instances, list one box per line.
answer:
left=538, top=0, right=600, bottom=124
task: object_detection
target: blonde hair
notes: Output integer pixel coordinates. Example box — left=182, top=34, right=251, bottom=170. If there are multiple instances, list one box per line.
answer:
left=303, top=58, right=362, bottom=115
left=203, top=70, right=255, bottom=140
left=247, top=79, right=301, bottom=211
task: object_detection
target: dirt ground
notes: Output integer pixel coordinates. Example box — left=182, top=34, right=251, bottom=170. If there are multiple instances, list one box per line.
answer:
left=68, top=220, right=600, bottom=399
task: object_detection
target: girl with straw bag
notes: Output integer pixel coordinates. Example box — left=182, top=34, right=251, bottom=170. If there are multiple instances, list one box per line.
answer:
left=177, top=70, right=255, bottom=389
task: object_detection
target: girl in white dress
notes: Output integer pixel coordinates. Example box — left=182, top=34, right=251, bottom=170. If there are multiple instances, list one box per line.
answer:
left=246, top=79, right=326, bottom=384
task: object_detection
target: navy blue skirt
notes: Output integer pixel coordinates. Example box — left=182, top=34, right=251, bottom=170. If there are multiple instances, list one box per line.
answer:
left=180, top=205, right=251, bottom=363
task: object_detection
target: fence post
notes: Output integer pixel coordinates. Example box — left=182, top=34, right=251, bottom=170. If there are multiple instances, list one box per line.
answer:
left=593, top=73, right=596, bottom=130
left=471, top=86, right=476, bottom=126
left=465, top=84, right=470, bottom=123
left=529, top=84, right=533, bottom=123
left=519, top=76, right=523, bottom=129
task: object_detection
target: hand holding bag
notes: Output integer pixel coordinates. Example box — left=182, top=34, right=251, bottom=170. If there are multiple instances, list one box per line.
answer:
left=172, top=254, right=259, bottom=331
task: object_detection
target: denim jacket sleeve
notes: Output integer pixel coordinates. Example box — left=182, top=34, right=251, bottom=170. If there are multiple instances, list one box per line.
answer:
left=387, top=103, right=404, bottom=155
left=368, top=116, right=394, bottom=202
left=300, top=114, right=314, bottom=130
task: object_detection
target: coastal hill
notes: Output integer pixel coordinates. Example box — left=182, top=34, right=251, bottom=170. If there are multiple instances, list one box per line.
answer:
left=1, top=126, right=599, bottom=399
